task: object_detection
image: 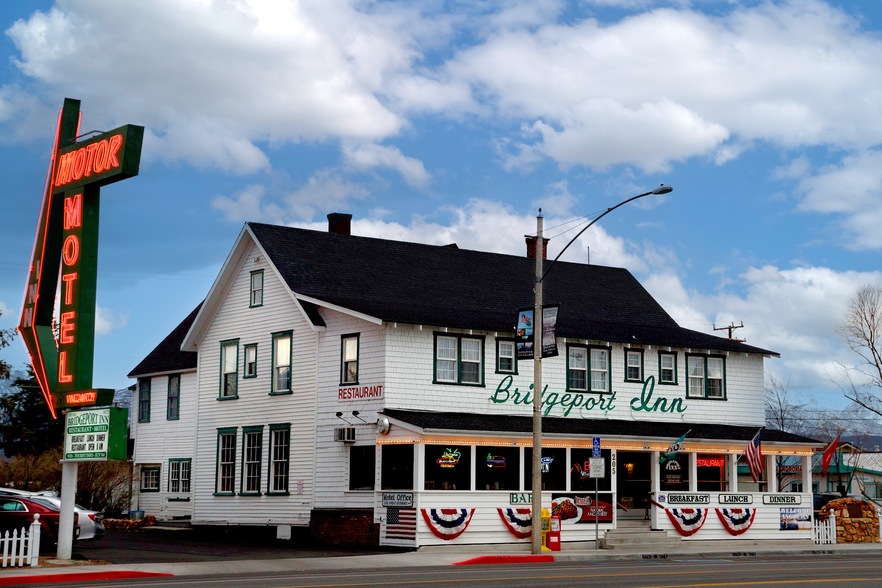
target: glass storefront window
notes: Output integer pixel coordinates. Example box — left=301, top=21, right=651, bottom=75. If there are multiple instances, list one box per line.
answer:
left=524, top=447, right=566, bottom=491
left=660, top=453, right=689, bottom=491
left=570, top=448, right=612, bottom=492
left=381, top=444, right=414, bottom=490
left=697, top=453, right=727, bottom=491
left=476, top=446, right=520, bottom=490
left=425, top=445, right=471, bottom=490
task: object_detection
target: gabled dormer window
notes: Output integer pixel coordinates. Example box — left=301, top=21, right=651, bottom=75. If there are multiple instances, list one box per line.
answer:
left=250, top=270, right=263, bottom=307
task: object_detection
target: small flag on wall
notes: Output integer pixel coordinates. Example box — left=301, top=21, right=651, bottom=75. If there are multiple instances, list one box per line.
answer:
left=821, top=435, right=840, bottom=475
left=745, top=428, right=764, bottom=482
left=660, top=430, right=691, bottom=464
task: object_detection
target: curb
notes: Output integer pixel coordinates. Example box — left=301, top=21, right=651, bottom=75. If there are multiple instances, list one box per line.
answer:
left=0, top=571, right=173, bottom=585
left=455, top=555, right=555, bottom=565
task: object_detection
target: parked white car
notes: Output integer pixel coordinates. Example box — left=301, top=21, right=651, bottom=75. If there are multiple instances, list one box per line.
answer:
left=35, top=497, right=104, bottom=541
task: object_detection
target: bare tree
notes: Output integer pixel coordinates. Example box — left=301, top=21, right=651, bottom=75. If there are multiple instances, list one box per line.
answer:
left=837, top=284, right=882, bottom=416
left=0, top=309, right=15, bottom=381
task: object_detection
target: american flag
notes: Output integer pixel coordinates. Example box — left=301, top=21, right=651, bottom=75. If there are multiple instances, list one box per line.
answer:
left=745, top=429, right=764, bottom=483
left=385, top=508, right=416, bottom=540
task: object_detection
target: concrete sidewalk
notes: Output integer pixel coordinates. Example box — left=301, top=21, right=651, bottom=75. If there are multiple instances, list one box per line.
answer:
left=2, top=540, right=881, bottom=584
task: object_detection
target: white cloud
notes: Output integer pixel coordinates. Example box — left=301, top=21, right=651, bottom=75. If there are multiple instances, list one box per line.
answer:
left=531, top=180, right=577, bottom=217
left=442, top=1, right=882, bottom=170
left=5, top=0, right=422, bottom=171
left=795, top=149, right=882, bottom=250
left=342, top=142, right=431, bottom=188
left=213, top=171, right=370, bottom=223
left=95, top=305, right=129, bottom=335
left=774, top=155, right=811, bottom=180
left=0, top=300, right=11, bottom=321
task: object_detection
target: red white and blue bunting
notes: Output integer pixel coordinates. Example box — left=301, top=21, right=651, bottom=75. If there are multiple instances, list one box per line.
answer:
left=665, top=508, right=708, bottom=537
left=421, top=508, right=476, bottom=540
left=497, top=508, right=532, bottom=539
left=715, top=508, right=757, bottom=536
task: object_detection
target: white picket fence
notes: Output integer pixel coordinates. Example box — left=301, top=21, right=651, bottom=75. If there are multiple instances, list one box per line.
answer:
left=1, top=513, right=42, bottom=568
left=812, top=512, right=836, bottom=545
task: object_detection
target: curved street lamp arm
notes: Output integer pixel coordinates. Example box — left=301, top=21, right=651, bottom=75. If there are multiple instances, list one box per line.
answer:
left=540, top=190, right=653, bottom=282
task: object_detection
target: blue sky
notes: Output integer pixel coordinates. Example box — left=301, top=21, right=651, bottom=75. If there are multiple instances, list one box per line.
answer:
left=2, top=0, right=882, bottom=417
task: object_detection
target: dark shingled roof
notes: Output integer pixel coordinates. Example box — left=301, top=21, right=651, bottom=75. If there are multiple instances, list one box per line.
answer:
left=128, top=303, right=202, bottom=378
left=381, top=409, right=818, bottom=445
left=248, top=222, right=776, bottom=355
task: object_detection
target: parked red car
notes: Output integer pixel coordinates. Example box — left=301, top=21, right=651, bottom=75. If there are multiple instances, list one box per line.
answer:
left=0, top=496, right=79, bottom=551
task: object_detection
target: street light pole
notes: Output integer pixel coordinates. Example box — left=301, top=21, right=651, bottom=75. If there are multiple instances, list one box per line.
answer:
left=531, top=212, right=544, bottom=556
left=529, top=185, right=672, bottom=555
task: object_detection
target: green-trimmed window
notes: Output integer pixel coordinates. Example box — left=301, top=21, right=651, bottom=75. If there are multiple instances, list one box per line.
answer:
left=167, top=374, right=180, bottom=420
left=686, top=355, right=726, bottom=399
left=625, top=349, right=643, bottom=382
left=138, top=379, right=151, bottom=423
left=169, top=458, right=191, bottom=493
left=244, top=344, right=258, bottom=379
left=434, top=333, right=484, bottom=385
left=496, top=339, right=517, bottom=374
left=268, top=424, right=290, bottom=494
left=250, top=270, right=264, bottom=307
left=341, top=334, right=359, bottom=385
left=241, top=427, right=263, bottom=495
left=216, top=428, right=237, bottom=495
left=141, top=465, right=160, bottom=492
left=272, top=332, right=292, bottom=394
left=567, top=345, right=587, bottom=391
left=220, top=341, right=239, bottom=399
left=659, top=352, right=677, bottom=384
left=568, top=345, right=610, bottom=392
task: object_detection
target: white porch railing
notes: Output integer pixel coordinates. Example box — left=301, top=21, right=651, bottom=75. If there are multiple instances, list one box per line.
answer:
left=1, top=513, right=42, bottom=568
left=812, top=512, right=836, bottom=545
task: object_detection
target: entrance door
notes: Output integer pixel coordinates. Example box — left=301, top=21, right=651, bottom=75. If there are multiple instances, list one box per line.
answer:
left=617, top=451, right=651, bottom=520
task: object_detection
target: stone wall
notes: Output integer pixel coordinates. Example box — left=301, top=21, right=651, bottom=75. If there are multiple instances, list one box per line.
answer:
left=819, top=498, right=880, bottom=543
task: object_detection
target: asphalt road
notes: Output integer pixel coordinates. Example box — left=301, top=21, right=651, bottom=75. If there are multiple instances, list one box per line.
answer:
left=34, top=553, right=882, bottom=588
left=71, top=528, right=393, bottom=564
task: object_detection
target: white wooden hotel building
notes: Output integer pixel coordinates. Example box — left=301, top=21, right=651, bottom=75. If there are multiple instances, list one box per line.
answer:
left=128, top=214, right=819, bottom=546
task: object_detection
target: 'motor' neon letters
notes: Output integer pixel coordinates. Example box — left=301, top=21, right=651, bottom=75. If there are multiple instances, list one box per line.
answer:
left=55, top=135, right=123, bottom=187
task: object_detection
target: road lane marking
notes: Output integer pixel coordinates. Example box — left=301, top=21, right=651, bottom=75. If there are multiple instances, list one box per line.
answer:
left=637, top=579, right=882, bottom=588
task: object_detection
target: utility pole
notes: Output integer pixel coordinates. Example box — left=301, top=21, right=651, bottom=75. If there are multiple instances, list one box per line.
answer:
left=531, top=211, right=544, bottom=556
left=713, top=322, right=745, bottom=342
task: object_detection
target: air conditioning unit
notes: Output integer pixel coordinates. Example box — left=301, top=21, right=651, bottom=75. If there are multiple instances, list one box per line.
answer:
left=334, top=427, right=356, bottom=443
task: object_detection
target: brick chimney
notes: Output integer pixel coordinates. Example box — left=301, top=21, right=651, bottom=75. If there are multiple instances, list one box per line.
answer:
left=327, top=212, right=352, bottom=236
left=525, top=236, right=549, bottom=260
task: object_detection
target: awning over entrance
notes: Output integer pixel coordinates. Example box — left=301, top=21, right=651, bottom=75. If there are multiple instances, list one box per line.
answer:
left=380, top=408, right=818, bottom=447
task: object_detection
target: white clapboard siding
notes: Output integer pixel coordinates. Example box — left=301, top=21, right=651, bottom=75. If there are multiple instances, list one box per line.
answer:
left=314, top=313, right=386, bottom=509
left=655, top=493, right=813, bottom=541
left=191, top=240, right=317, bottom=526
left=384, top=324, right=765, bottom=428
left=131, top=371, right=197, bottom=520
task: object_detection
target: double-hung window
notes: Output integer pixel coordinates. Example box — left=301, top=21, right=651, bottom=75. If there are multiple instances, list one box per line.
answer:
left=496, top=339, right=517, bottom=374
left=590, top=348, right=610, bottom=392
left=659, top=353, right=677, bottom=384
left=167, top=374, right=180, bottom=420
left=242, top=427, right=263, bottom=494
left=216, top=428, right=236, bottom=494
left=268, top=424, right=290, bottom=494
left=250, top=270, right=263, bottom=307
left=625, top=350, right=643, bottom=382
left=687, top=355, right=726, bottom=399
left=138, top=379, right=151, bottom=423
left=244, top=344, right=257, bottom=378
left=341, top=334, right=359, bottom=385
left=169, top=459, right=191, bottom=493
left=220, top=341, right=238, bottom=399
left=141, top=466, right=160, bottom=492
left=272, top=332, right=292, bottom=394
left=434, top=334, right=484, bottom=385
left=567, top=346, right=588, bottom=391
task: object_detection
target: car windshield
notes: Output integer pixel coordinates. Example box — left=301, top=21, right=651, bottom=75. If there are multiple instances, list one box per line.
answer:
left=28, top=497, right=60, bottom=511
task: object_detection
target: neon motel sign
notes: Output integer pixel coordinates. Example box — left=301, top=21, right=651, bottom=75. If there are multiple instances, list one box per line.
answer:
left=18, top=98, right=143, bottom=417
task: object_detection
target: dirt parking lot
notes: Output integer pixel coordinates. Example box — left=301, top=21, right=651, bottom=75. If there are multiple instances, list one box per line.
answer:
left=72, top=527, right=393, bottom=564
